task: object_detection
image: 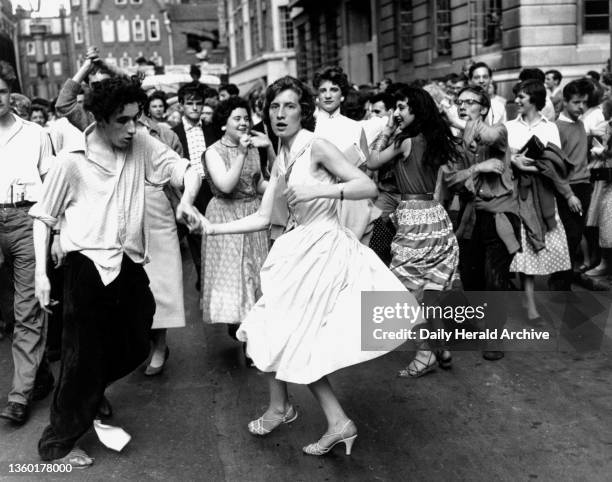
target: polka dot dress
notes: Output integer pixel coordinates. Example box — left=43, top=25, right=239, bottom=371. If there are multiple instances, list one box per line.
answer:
left=510, top=207, right=571, bottom=275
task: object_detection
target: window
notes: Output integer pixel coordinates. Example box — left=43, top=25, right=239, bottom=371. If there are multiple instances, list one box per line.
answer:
left=71, top=0, right=81, bottom=6
left=296, top=24, right=307, bottom=82
left=115, top=0, right=127, bottom=5
left=74, top=18, right=83, bottom=43
left=52, top=60, right=62, bottom=76
left=434, top=0, right=451, bottom=57
left=131, top=0, right=142, bottom=4
left=471, top=0, right=502, bottom=48
left=584, top=0, right=609, bottom=32
left=26, top=41, right=35, bottom=56
left=117, top=16, right=130, bottom=42
left=250, top=0, right=260, bottom=56
left=279, top=6, right=294, bottom=49
left=50, top=40, right=61, bottom=55
left=309, top=15, right=322, bottom=72
left=324, top=12, right=339, bottom=64
left=147, top=17, right=160, bottom=41
left=132, top=16, right=145, bottom=42
left=101, top=15, right=115, bottom=43
left=397, top=1, right=413, bottom=62
left=43, top=41, right=49, bottom=55
left=233, top=3, right=245, bottom=63
left=28, top=62, right=37, bottom=78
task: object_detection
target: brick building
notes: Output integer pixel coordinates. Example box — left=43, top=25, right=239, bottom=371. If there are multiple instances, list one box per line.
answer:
left=291, top=0, right=610, bottom=96
left=222, top=0, right=296, bottom=94
left=70, top=0, right=172, bottom=70
left=17, top=7, right=75, bottom=99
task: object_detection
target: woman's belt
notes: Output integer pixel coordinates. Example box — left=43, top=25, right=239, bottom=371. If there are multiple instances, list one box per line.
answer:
left=400, top=193, right=434, bottom=201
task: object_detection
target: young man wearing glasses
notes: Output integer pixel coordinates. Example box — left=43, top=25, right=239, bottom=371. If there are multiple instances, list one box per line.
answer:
left=442, top=86, right=520, bottom=361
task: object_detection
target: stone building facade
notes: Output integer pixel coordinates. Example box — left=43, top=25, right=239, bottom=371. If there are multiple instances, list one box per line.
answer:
left=222, top=0, right=297, bottom=94
left=291, top=0, right=610, bottom=96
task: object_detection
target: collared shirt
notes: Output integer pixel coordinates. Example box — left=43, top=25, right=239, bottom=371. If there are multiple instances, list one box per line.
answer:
left=29, top=125, right=189, bottom=285
left=580, top=105, right=606, bottom=137
left=182, top=116, right=206, bottom=178
left=505, top=113, right=561, bottom=152
left=485, top=96, right=508, bottom=126
left=0, top=114, right=53, bottom=204
left=314, top=108, right=365, bottom=165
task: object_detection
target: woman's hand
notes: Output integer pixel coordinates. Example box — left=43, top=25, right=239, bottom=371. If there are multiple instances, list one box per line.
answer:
left=511, top=154, right=537, bottom=171
left=199, top=215, right=214, bottom=235
left=249, top=130, right=271, bottom=148
left=284, top=184, right=319, bottom=207
left=238, top=134, right=251, bottom=154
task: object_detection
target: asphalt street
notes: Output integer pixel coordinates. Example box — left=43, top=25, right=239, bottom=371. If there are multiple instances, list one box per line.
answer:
left=1, top=253, right=612, bottom=481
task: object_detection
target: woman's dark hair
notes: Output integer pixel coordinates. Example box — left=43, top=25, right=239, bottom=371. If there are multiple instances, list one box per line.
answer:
left=584, top=78, right=603, bottom=108
left=457, top=85, right=491, bottom=115
left=85, top=76, right=147, bottom=122
left=312, top=66, right=351, bottom=97
left=30, top=105, right=48, bottom=123
left=146, top=90, right=168, bottom=116
left=263, top=76, right=316, bottom=132
left=342, top=89, right=367, bottom=121
left=212, top=96, right=251, bottom=135
left=513, top=79, right=547, bottom=111
left=393, top=86, right=462, bottom=169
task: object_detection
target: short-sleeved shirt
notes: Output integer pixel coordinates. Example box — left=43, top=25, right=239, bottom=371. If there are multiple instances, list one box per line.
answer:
left=29, top=125, right=189, bottom=285
left=315, top=109, right=365, bottom=165
left=0, top=114, right=53, bottom=204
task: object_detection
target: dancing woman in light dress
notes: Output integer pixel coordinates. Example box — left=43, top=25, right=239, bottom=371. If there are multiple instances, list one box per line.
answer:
left=195, top=76, right=421, bottom=456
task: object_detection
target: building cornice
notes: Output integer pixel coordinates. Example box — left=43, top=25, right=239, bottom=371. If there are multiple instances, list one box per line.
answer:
left=229, top=50, right=295, bottom=76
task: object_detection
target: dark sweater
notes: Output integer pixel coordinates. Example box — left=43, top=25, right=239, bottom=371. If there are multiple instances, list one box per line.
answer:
left=555, top=116, right=589, bottom=184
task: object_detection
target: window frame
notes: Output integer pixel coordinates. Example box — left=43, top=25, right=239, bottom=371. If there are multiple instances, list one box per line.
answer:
left=26, top=41, right=35, bottom=56
left=101, top=15, right=116, bottom=43
left=582, top=0, right=609, bottom=33
left=132, top=17, right=146, bottom=42
left=433, top=0, right=452, bottom=59
left=50, top=40, right=61, bottom=55
left=147, top=17, right=161, bottom=42
left=74, top=18, right=83, bottom=44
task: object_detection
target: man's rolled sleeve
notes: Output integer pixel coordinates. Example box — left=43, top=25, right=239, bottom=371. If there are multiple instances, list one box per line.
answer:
left=29, top=155, right=72, bottom=227
left=145, top=134, right=189, bottom=189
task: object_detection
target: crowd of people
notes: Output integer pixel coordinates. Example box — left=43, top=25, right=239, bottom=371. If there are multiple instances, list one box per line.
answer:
left=1, top=45, right=612, bottom=467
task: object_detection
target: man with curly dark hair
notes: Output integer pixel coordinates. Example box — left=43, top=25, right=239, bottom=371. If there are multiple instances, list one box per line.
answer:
left=0, top=61, right=54, bottom=426
left=29, top=76, right=202, bottom=467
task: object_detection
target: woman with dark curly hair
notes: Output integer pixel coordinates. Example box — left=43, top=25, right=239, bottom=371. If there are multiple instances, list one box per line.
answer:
left=145, top=90, right=169, bottom=126
left=196, top=76, right=419, bottom=456
left=201, top=97, right=270, bottom=345
left=368, top=85, right=462, bottom=377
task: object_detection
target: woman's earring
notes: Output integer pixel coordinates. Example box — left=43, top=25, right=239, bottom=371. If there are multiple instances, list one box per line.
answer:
left=221, top=126, right=226, bottom=131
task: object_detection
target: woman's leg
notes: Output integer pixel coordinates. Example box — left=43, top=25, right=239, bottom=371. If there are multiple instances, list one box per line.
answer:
left=148, top=328, right=168, bottom=369
left=248, top=374, right=293, bottom=434
left=524, top=275, right=540, bottom=320
left=304, top=376, right=357, bottom=454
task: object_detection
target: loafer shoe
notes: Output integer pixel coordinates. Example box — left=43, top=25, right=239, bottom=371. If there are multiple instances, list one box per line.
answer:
left=0, top=402, right=28, bottom=425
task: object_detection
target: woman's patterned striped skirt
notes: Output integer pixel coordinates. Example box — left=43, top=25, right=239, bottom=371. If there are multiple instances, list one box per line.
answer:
left=390, top=199, right=459, bottom=297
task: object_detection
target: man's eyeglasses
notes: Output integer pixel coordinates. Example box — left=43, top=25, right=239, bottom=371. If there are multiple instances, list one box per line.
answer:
left=455, top=99, right=482, bottom=107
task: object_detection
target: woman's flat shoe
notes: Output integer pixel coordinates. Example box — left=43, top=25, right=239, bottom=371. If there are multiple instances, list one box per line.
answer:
left=398, top=350, right=437, bottom=378
left=144, top=347, right=169, bottom=376
left=435, top=349, right=452, bottom=369
left=248, top=405, right=298, bottom=436
left=302, top=420, right=358, bottom=456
